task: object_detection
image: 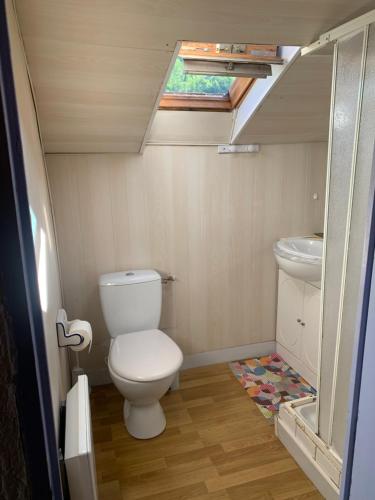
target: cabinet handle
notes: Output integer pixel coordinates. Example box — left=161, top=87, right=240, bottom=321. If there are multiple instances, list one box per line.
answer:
left=301, top=322, right=306, bottom=326
left=297, top=318, right=301, bottom=323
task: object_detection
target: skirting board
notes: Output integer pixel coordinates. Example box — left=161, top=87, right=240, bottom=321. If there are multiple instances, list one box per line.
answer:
left=181, top=341, right=276, bottom=370
left=84, top=341, right=276, bottom=386
left=276, top=342, right=317, bottom=389
left=276, top=417, right=339, bottom=500
left=85, top=367, right=112, bottom=387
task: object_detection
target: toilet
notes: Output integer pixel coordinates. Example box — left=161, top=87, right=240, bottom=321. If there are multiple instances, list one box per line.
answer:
left=99, top=270, right=183, bottom=439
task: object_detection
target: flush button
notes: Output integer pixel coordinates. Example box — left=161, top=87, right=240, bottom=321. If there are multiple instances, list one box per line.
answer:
left=125, top=272, right=135, bottom=276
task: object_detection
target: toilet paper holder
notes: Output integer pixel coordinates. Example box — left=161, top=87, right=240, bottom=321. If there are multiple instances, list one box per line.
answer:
left=56, top=308, right=84, bottom=348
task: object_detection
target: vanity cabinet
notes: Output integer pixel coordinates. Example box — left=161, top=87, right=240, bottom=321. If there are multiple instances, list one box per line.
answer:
left=276, top=269, right=320, bottom=388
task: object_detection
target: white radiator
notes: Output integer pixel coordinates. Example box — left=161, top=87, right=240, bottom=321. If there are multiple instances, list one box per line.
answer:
left=65, top=375, right=98, bottom=500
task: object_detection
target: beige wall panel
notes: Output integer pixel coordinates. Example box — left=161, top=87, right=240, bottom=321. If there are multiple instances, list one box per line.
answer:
left=6, top=0, right=69, bottom=434
left=236, top=55, right=333, bottom=145
left=16, top=0, right=373, bottom=50
left=15, top=0, right=372, bottom=153
left=47, top=143, right=327, bottom=380
left=148, top=111, right=233, bottom=145
left=20, top=37, right=171, bottom=152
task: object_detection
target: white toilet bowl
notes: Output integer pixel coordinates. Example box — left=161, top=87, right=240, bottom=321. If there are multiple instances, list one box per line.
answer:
left=108, top=364, right=176, bottom=438
left=108, top=329, right=183, bottom=439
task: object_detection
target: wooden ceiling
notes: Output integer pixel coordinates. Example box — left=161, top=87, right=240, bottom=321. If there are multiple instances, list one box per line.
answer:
left=14, top=0, right=374, bottom=153
left=234, top=55, right=334, bottom=145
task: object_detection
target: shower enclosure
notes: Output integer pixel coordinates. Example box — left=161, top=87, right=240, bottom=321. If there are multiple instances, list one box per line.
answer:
left=277, top=13, right=375, bottom=500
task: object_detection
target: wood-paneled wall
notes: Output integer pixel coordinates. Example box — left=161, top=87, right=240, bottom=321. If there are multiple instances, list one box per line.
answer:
left=47, top=144, right=327, bottom=382
left=148, top=111, right=233, bottom=145
left=234, top=54, right=333, bottom=145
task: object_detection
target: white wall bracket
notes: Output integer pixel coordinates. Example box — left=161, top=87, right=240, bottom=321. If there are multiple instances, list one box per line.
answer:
left=56, top=309, right=84, bottom=348
left=218, top=144, right=260, bottom=154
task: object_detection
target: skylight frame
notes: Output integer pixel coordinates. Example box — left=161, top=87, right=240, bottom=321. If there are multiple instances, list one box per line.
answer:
left=159, top=42, right=280, bottom=112
left=159, top=77, right=254, bottom=112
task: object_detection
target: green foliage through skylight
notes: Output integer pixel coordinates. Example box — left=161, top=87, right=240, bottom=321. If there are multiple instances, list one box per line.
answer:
left=165, top=57, right=235, bottom=96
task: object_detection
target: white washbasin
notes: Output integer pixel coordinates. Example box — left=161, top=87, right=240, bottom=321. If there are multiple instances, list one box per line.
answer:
left=273, top=237, right=323, bottom=282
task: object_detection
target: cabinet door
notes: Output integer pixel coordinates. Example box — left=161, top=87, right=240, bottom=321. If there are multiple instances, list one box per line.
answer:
left=301, top=282, right=321, bottom=375
left=276, top=270, right=304, bottom=357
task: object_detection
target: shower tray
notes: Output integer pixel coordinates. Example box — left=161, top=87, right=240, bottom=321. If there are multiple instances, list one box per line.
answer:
left=295, top=400, right=317, bottom=430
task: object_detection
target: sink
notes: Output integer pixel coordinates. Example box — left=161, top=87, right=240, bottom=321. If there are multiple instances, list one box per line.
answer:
left=273, top=237, right=323, bottom=282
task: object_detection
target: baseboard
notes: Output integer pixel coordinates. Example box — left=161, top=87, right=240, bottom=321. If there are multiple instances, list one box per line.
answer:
left=276, top=342, right=317, bottom=388
left=84, top=341, right=276, bottom=386
left=84, top=367, right=112, bottom=387
left=181, top=341, right=276, bottom=370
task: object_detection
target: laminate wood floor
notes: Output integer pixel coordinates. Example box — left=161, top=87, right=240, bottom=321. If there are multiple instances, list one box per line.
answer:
left=91, top=363, right=323, bottom=499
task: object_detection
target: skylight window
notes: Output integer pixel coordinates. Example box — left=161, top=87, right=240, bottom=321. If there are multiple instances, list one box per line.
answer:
left=159, top=42, right=281, bottom=111
left=165, top=57, right=235, bottom=97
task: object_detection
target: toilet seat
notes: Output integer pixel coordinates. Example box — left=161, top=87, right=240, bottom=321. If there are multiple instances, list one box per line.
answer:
left=109, top=329, right=183, bottom=383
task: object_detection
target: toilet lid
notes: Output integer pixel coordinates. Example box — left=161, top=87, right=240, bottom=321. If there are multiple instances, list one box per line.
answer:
left=109, top=329, right=183, bottom=382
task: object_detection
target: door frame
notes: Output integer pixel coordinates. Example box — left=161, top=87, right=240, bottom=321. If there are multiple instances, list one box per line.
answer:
left=0, top=1, right=63, bottom=497
left=340, top=144, right=375, bottom=499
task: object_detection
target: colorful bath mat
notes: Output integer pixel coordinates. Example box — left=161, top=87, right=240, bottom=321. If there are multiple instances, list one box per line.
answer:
left=229, top=353, right=316, bottom=422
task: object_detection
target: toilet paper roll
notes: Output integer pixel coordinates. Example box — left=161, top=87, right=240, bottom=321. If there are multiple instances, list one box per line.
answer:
left=68, top=319, right=92, bottom=352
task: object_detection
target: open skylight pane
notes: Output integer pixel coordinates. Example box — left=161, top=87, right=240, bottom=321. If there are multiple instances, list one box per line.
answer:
left=165, top=56, right=235, bottom=96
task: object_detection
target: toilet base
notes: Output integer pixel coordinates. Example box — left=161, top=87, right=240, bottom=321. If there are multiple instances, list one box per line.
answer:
left=124, top=399, right=166, bottom=439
